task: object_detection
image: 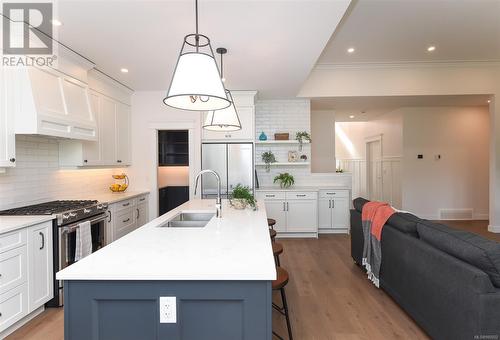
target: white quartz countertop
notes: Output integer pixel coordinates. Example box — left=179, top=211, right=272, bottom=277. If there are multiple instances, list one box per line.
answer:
left=0, top=215, right=55, bottom=235
left=65, top=191, right=150, bottom=205
left=57, top=199, right=276, bottom=281
left=256, top=186, right=350, bottom=191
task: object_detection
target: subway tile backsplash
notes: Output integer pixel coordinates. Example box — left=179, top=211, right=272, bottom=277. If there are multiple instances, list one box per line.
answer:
left=0, top=135, right=124, bottom=210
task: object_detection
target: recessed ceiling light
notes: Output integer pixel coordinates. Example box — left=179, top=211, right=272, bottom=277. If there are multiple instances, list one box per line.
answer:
left=347, top=47, right=355, bottom=54
left=488, top=99, right=491, bottom=103
left=349, top=115, right=355, bottom=119
left=427, top=46, right=436, bottom=52
left=221, top=77, right=226, bottom=83
left=51, top=19, right=63, bottom=26
left=120, top=68, right=129, bottom=73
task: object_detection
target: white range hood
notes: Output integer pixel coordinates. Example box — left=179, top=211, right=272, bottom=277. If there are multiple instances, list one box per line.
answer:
left=4, top=47, right=99, bottom=141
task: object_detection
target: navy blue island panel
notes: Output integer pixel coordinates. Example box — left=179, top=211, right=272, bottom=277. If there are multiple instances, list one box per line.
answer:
left=64, top=280, right=272, bottom=340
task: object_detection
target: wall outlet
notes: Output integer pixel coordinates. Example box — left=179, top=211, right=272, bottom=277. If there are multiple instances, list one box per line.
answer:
left=159, top=296, right=177, bottom=323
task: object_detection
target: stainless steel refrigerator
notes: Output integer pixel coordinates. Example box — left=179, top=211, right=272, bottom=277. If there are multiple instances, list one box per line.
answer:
left=201, top=143, right=254, bottom=198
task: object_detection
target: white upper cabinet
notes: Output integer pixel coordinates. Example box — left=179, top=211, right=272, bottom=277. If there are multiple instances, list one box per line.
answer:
left=59, top=89, right=132, bottom=167
left=202, top=91, right=257, bottom=141
left=0, top=65, right=16, bottom=168
left=116, top=102, right=131, bottom=165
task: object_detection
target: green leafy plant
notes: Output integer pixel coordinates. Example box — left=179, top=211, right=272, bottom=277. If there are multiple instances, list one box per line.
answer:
left=274, top=173, right=295, bottom=189
left=231, top=184, right=257, bottom=209
left=295, top=131, right=311, bottom=151
left=261, top=151, right=276, bottom=172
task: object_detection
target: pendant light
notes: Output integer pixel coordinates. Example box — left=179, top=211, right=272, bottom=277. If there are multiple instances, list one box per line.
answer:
left=163, top=0, right=230, bottom=111
left=203, top=48, right=242, bottom=131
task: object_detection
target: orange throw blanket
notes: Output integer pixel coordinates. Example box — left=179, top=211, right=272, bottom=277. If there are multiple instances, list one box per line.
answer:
left=361, top=201, right=395, bottom=287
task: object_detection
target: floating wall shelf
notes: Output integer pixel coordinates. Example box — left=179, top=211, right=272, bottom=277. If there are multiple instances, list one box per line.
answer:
left=255, top=140, right=310, bottom=145
left=255, top=162, right=310, bottom=166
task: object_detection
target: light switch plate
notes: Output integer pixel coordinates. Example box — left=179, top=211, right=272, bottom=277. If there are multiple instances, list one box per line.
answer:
left=159, top=296, right=177, bottom=323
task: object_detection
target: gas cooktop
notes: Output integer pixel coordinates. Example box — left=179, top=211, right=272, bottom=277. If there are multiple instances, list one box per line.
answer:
left=0, top=200, right=108, bottom=226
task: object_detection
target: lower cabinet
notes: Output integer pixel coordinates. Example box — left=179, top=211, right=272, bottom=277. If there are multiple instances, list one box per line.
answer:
left=318, top=190, right=350, bottom=233
left=107, top=194, right=150, bottom=243
left=257, top=191, right=318, bottom=237
left=0, top=221, right=53, bottom=336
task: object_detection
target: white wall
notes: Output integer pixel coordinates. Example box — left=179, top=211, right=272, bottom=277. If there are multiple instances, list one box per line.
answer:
left=402, top=106, right=490, bottom=219
left=0, top=136, right=125, bottom=210
left=255, top=100, right=351, bottom=188
left=129, top=91, right=201, bottom=219
left=310, top=110, right=336, bottom=173
left=300, top=61, right=500, bottom=231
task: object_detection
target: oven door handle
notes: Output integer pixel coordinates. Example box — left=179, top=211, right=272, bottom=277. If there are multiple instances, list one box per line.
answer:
left=61, top=214, right=108, bottom=234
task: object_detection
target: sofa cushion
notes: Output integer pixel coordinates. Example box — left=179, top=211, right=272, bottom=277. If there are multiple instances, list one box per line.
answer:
left=417, top=221, right=500, bottom=287
left=353, top=197, right=370, bottom=213
left=386, top=213, right=420, bottom=237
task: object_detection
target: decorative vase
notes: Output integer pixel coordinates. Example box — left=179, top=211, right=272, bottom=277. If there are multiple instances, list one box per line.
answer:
left=230, top=198, right=248, bottom=210
left=259, top=132, right=267, bottom=141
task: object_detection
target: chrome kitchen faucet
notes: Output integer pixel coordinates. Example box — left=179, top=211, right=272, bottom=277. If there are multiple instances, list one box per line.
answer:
left=194, top=169, right=222, bottom=218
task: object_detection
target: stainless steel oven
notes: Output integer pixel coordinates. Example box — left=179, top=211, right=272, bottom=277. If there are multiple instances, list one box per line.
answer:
left=53, top=212, right=108, bottom=306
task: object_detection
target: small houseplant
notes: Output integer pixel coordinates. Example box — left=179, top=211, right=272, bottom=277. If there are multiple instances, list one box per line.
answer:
left=274, top=173, right=295, bottom=189
left=295, top=131, right=311, bottom=151
left=261, top=151, right=276, bottom=172
left=230, top=184, right=257, bottom=210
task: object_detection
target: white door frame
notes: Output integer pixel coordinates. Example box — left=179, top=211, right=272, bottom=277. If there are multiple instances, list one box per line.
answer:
left=365, top=134, right=383, bottom=201
left=148, top=120, right=201, bottom=218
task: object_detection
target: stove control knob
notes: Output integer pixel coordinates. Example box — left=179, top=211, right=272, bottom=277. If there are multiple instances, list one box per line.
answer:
left=69, top=212, right=77, bottom=217
left=83, top=208, right=91, bottom=213
left=62, top=213, right=70, bottom=220
left=97, top=204, right=103, bottom=210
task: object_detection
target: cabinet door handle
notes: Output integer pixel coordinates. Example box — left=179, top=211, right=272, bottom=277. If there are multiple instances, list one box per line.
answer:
left=283, top=202, right=286, bottom=211
left=122, top=202, right=130, bottom=207
left=117, top=160, right=122, bottom=163
left=329, top=200, right=331, bottom=209
left=123, top=218, right=130, bottom=223
left=9, top=158, right=16, bottom=163
left=286, top=202, right=289, bottom=211
left=39, top=231, right=45, bottom=250
left=136, top=208, right=140, bottom=219
left=108, top=211, right=112, bottom=222
left=332, top=200, right=335, bottom=209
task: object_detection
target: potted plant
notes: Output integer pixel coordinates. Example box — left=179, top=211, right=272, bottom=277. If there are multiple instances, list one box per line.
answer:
left=261, top=151, right=276, bottom=172
left=274, top=173, right=295, bottom=189
left=230, top=184, right=257, bottom=210
left=295, top=131, right=311, bottom=151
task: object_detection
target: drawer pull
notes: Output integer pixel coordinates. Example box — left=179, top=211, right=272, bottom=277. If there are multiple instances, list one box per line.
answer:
left=122, top=202, right=130, bottom=207
left=326, top=192, right=336, bottom=195
left=139, top=198, right=146, bottom=201
left=296, top=194, right=306, bottom=197
left=266, top=194, right=275, bottom=198
left=123, top=218, right=130, bottom=223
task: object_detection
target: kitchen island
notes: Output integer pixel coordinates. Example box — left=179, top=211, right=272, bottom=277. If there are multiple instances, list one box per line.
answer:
left=56, top=199, right=276, bottom=340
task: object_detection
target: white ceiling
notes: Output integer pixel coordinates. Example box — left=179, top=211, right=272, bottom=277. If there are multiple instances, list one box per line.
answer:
left=311, top=94, right=492, bottom=121
left=50, top=0, right=351, bottom=98
left=318, top=0, right=500, bottom=64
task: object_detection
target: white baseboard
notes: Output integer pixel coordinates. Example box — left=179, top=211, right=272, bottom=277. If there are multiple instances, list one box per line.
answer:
left=276, top=232, right=318, bottom=239
left=488, top=225, right=500, bottom=233
left=318, top=229, right=349, bottom=235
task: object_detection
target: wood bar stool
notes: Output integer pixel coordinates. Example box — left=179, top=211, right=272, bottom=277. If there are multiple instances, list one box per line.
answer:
left=272, top=267, right=293, bottom=340
left=268, top=218, right=277, bottom=242
left=269, top=229, right=277, bottom=242
left=272, top=242, right=283, bottom=266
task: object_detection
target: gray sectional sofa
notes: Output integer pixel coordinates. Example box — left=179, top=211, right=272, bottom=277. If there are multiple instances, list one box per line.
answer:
left=350, top=197, right=500, bottom=340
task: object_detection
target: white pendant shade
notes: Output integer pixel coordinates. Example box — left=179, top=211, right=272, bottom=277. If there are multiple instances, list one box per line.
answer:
left=203, top=93, right=242, bottom=131
left=164, top=52, right=230, bottom=111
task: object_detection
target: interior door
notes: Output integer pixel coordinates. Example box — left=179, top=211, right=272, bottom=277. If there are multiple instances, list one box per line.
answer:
left=367, top=140, right=383, bottom=201
left=227, top=143, right=253, bottom=193
left=201, top=144, right=228, bottom=197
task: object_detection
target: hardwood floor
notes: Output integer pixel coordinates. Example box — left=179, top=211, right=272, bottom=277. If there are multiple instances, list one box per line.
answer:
left=7, top=221, right=498, bottom=340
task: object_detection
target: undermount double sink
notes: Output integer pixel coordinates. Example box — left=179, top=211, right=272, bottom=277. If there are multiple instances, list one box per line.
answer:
left=159, top=212, right=215, bottom=228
